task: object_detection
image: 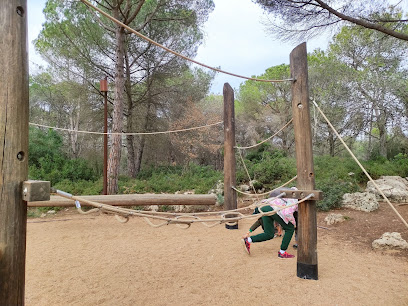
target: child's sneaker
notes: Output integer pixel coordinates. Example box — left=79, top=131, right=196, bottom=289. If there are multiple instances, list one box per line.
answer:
left=278, top=251, right=295, bottom=258
left=241, top=238, right=250, bottom=255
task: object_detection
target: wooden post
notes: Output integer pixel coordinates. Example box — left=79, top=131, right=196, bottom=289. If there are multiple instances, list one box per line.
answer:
left=0, top=1, right=29, bottom=303
left=223, top=83, right=238, bottom=229
left=290, top=43, right=318, bottom=280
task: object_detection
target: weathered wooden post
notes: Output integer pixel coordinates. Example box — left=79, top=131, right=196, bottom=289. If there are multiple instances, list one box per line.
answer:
left=223, top=83, right=238, bottom=229
left=290, top=43, right=318, bottom=280
left=0, top=1, right=29, bottom=303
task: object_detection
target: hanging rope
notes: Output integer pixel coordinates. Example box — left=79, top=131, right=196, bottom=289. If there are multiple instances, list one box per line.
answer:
left=79, top=0, right=294, bottom=84
left=29, top=121, right=223, bottom=136
left=237, top=148, right=259, bottom=198
left=312, top=100, right=408, bottom=229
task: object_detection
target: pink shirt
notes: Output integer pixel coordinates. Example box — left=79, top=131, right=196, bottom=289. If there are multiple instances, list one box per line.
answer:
left=261, top=197, right=298, bottom=226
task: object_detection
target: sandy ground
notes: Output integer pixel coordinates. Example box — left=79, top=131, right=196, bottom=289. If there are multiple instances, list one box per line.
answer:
left=25, top=206, right=408, bottom=306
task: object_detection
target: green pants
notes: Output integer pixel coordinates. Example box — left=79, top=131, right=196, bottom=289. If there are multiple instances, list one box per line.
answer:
left=250, top=206, right=295, bottom=251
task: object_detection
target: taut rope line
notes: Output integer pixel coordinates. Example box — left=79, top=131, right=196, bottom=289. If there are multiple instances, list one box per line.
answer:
left=312, top=100, right=408, bottom=229
left=29, top=121, right=223, bottom=136
left=79, top=0, right=294, bottom=84
left=55, top=189, right=313, bottom=228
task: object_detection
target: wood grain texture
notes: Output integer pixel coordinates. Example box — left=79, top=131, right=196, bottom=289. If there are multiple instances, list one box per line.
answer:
left=290, top=43, right=318, bottom=279
left=28, top=194, right=217, bottom=207
left=223, top=83, right=237, bottom=212
left=0, top=1, right=29, bottom=304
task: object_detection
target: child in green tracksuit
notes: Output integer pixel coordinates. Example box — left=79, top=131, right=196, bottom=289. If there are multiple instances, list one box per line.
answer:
left=241, top=188, right=298, bottom=258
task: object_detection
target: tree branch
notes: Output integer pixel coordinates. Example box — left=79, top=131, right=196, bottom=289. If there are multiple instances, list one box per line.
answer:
left=314, top=0, right=408, bottom=41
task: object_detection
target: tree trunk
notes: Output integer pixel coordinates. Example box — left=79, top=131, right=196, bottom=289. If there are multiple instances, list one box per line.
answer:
left=125, top=52, right=136, bottom=177
left=68, top=100, right=80, bottom=158
left=378, top=124, right=387, bottom=158
left=135, top=134, right=146, bottom=175
left=367, top=106, right=374, bottom=160
left=107, top=13, right=125, bottom=194
left=328, top=128, right=335, bottom=157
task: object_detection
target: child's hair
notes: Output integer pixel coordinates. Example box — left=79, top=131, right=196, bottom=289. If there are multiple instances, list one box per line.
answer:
left=269, top=186, right=297, bottom=198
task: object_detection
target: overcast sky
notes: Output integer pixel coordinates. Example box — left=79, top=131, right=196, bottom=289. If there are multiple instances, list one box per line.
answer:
left=27, top=0, right=330, bottom=94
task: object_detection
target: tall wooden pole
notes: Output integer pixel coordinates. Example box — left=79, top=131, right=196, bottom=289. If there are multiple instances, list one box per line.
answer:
left=0, top=1, right=29, bottom=303
left=290, top=43, right=318, bottom=280
left=223, top=83, right=237, bottom=229
left=100, top=78, right=108, bottom=195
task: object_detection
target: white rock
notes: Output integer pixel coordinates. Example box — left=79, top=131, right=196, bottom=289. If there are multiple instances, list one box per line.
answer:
left=239, top=184, right=250, bottom=192
left=366, top=176, right=408, bottom=203
left=172, top=205, right=186, bottom=212
left=47, top=210, right=56, bottom=214
left=342, top=192, right=379, bottom=212
left=147, top=205, right=159, bottom=212
left=324, top=213, right=346, bottom=225
left=372, top=232, right=408, bottom=250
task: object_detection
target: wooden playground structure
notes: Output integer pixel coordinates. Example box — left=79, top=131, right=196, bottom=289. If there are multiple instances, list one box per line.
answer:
left=0, top=1, right=320, bottom=304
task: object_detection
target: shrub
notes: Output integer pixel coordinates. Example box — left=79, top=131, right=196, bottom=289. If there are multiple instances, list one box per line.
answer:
left=54, top=178, right=103, bottom=195
left=120, top=164, right=223, bottom=194
left=316, top=179, right=358, bottom=211
left=28, top=127, right=96, bottom=185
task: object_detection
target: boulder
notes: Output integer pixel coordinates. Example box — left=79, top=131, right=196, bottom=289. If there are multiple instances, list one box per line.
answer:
left=372, top=232, right=408, bottom=250
left=342, top=192, right=379, bottom=212
left=366, top=176, right=408, bottom=203
left=147, top=205, right=159, bottom=212
left=239, top=184, right=250, bottom=192
left=324, top=213, right=346, bottom=225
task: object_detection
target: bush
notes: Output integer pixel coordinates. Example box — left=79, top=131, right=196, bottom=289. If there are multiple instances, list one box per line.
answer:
left=53, top=178, right=103, bottom=195
left=236, top=148, right=296, bottom=187
left=316, top=179, right=358, bottom=211
left=119, top=164, right=223, bottom=194
left=28, top=127, right=96, bottom=185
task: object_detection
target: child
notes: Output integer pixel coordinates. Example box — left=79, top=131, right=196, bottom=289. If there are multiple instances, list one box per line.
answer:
left=241, top=187, right=298, bottom=258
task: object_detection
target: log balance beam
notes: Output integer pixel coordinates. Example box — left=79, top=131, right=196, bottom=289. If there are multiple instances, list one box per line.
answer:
left=28, top=194, right=217, bottom=207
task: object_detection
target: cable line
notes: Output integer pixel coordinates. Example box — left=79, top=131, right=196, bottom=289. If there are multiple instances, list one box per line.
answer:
left=80, top=0, right=294, bottom=84
left=29, top=121, right=223, bottom=136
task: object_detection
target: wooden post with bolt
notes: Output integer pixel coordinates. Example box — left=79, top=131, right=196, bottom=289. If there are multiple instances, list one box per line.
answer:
left=223, top=83, right=238, bottom=229
left=0, top=1, right=29, bottom=303
left=290, top=42, right=318, bottom=280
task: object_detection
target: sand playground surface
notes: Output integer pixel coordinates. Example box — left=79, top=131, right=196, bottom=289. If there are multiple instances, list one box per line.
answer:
left=25, top=203, right=408, bottom=305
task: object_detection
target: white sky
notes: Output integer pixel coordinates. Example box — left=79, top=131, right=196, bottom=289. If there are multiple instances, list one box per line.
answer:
left=27, top=0, right=330, bottom=94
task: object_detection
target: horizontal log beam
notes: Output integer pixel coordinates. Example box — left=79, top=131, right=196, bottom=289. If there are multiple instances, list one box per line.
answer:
left=28, top=194, right=217, bottom=207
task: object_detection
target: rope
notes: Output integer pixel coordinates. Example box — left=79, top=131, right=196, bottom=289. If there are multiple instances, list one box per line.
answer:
left=237, top=148, right=259, bottom=197
left=232, top=175, right=298, bottom=197
left=54, top=189, right=313, bottom=227
left=79, top=193, right=286, bottom=218
left=236, top=149, right=262, bottom=211
left=79, top=0, right=294, bottom=84
left=312, top=100, right=408, bottom=229
left=29, top=121, right=223, bottom=136
left=235, top=119, right=294, bottom=150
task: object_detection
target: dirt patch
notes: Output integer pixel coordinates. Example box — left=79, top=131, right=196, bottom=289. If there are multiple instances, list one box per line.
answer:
left=317, top=202, right=408, bottom=259
left=25, top=202, right=408, bottom=305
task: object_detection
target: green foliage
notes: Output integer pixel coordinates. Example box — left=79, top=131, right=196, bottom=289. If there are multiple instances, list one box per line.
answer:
left=53, top=178, right=103, bottom=195
left=120, top=164, right=222, bottom=194
left=316, top=179, right=357, bottom=211
left=236, top=147, right=296, bottom=187
left=29, top=127, right=97, bottom=185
